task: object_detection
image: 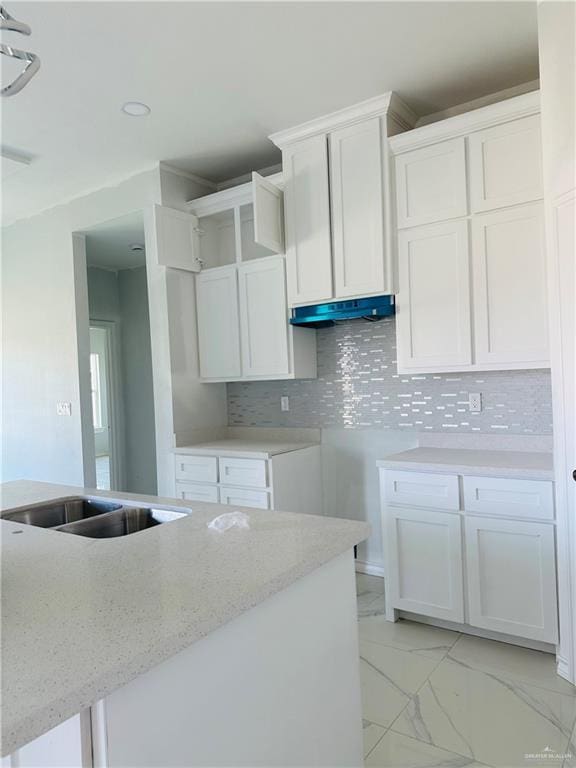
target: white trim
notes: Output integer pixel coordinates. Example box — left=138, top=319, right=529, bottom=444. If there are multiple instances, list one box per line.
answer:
left=269, top=91, right=417, bottom=148
left=187, top=173, right=283, bottom=217
left=397, top=610, right=556, bottom=655
left=89, top=320, right=125, bottom=492
left=216, top=164, right=283, bottom=191
left=90, top=700, right=108, bottom=768
left=355, top=560, right=385, bottom=578
left=389, top=91, right=541, bottom=155
left=416, top=80, right=540, bottom=127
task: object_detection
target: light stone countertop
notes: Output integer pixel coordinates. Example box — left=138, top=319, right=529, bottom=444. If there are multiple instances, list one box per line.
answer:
left=0, top=480, right=368, bottom=756
left=376, top=447, right=554, bottom=480
left=174, top=439, right=318, bottom=459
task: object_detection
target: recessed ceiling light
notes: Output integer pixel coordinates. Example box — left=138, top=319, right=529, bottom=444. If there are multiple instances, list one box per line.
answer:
left=121, top=101, right=150, bottom=117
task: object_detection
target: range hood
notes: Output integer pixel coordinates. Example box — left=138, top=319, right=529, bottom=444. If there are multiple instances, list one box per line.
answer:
left=290, top=295, right=395, bottom=328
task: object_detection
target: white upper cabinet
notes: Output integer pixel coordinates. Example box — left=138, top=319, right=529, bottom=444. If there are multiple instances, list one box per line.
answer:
left=238, top=256, right=290, bottom=377
left=468, top=115, right=543, bottom=212
left=282, top=135, right=333, bottom=305
left=394, top=138, right=468, bottom=228
left=270, top=92, right=419, bottom=307
left=187, top=177, right=317, bottom=382
left=252, top=172, right=284, bottom=254
left=390, top=92, right=549, bottom=373
left=472, top=203, right=548, bottom=366
left=195, top=266, right=242, bottom=380
left=329, top=118, right=389, bottom=298
left=151, top=204, right=202, bottom=271
left=397, top=220, right=472, bottom=370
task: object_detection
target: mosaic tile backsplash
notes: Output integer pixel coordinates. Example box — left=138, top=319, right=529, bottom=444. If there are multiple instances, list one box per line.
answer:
left=227, top=318, right=553, bottom=434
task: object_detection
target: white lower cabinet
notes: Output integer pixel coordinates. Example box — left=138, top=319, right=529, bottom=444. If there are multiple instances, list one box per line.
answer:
left=465, top=515, right=558, bottom=643
left=219, top=486, right=269, bottom=509
left=173, top=445, right=322, bottom=515
left=3, top=713, right=90, bottom=767
left=386, top=507, right=464, bottom=622
left=381, top=468, right=558, bottom=646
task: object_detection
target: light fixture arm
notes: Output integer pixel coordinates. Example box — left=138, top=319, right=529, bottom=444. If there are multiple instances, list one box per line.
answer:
left=1, top=5, right=40, bottom=97
left=0, top=5, right=31, bottom=35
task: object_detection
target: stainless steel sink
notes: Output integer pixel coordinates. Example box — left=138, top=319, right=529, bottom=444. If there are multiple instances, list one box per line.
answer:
left=1, top=496, right=188, bottom=538
left=56, top=507, right=186, bottom=538
left=1, top=498, right=122, bottom=527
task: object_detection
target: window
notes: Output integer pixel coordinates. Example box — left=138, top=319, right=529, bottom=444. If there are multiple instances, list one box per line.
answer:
left=90, top=352, right=103, bottom=429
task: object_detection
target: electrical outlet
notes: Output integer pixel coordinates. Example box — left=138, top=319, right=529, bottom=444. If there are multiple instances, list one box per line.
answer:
left=468, top=393, right=482, bottom=413
left=56, top=402, right=72, bottom=416
left=280, top=396, right=290, bottom=412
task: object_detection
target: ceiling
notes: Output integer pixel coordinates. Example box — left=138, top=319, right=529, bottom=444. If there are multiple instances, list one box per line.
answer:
left=85, top=211, right=145, bottom=271
left=2, top=1, right=539, bottom=226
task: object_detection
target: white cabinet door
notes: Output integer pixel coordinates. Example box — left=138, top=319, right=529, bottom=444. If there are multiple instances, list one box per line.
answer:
left=394, top=138, right=467, bottom=228
left=385, top=507, right=464, bottom=622
left=283, top=135, right=333, bottom=305
left=196, top=266, right=242, bottom=379
left=252, top=172, right=284, bottom=253
left=151, top=204, right=201, bottom=272
left=469, top=115, right=543, bottom=212
left=472, top=203, right=549, bottom=366
left=330, top=118, right=389, bottom=298
left=396, top=220, right=472, bottom=371
left=238, top=256, right=290, bottom=377
left=465, top=516, right=558, bottom=643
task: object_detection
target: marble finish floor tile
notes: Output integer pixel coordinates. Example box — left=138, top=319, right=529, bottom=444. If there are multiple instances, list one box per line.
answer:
left=360, top=639, right=438, bottom=728
left=448, top=634, right=576, bottom=697
left=364, top=719, right=387, bottom=757
left=393, top=657, right=576, bottom=767
left=357, top=574, right=385, bottom=595
left=359, top=615, right=461, bottom=661
left=366, top=730, right=489, bottom=767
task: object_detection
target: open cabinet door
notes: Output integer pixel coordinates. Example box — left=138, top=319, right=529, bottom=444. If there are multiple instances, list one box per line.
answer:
left=252, top=172, right=284, bottom=253
left=152, top=204, right=202, bottom=271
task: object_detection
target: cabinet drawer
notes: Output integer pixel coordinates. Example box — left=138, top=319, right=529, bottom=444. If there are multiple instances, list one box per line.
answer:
left=384, top=470, right=460, bottom=510
left=463, top=476, right=554, bottom=520
left=219, top=457, right=267, bottom=488
left=174, top=455, right=218, bottom=484
left=175, top=482, right=219, bottom=503
left=219, top=486, right=270, bottom=510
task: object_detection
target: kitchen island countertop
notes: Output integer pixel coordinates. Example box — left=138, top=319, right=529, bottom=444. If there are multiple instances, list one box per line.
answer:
left=1, top=480, right=367, bottom=756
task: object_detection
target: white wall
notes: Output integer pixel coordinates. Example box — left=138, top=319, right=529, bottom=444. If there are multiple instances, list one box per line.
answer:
left=118, top=267, right=157, bottom=495
left=321, top=429, right=418, bottom=572
left=2, top=165, right=227, bottom=490
left=538, top=0, right=576, bottom=682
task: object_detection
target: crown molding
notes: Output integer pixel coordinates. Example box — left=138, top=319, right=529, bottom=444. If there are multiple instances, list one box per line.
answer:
left=389, top=91, right=541, bottom=155
left=270, top=91, right=417, bottom=148
left=186, top=173, right=284, bottom=217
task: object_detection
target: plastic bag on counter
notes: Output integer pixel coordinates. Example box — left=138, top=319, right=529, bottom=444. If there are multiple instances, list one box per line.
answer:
left=207, top=511, right=250, bottom=532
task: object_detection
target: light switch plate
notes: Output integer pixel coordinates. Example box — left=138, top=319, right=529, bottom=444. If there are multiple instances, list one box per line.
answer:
left=56, top=402, right=72, bottom=416
left=280, top=396, right=290, bottom=412
left=468, top=393, right=482, bottom=413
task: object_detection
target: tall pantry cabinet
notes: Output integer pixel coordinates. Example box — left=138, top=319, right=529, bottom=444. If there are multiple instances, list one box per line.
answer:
left=389, top=92, right=549, bottom=374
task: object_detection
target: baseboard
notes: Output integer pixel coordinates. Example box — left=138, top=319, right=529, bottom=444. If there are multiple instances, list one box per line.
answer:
left=354, top=560, right=385, bottom=578
left=556, top=654, right=573, bottom=683
left=398, top=610, right=557, bottom=655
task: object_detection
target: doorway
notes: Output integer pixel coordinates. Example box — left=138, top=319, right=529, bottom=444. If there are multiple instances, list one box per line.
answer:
left=81, top=212, right=158, bottom=496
